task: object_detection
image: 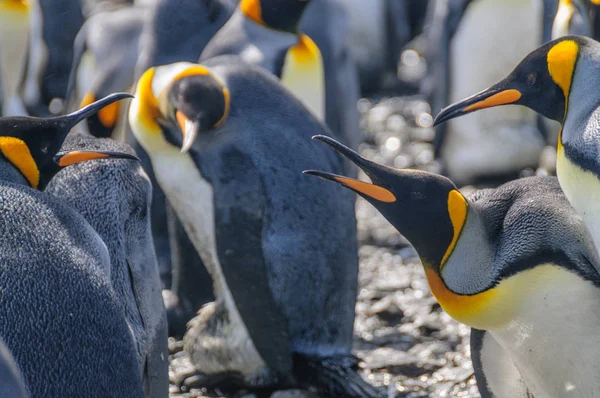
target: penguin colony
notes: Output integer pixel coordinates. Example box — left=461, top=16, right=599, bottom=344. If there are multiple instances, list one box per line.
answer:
left=2, top=0, right=600, bottom=397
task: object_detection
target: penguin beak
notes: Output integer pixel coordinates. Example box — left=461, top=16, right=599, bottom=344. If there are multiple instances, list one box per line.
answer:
left=53, top=151, right=140, bottom=167
left=175, top=110, right=199, bottom=153
left=303, top=135, right=397, bottom=203
left=433, top=86, right=522, bottom=126
left=65, top=92, right=134, bottom=130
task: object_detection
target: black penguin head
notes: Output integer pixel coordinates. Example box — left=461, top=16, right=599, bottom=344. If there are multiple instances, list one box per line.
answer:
left=131, top=64, right=230, bottom=153
left=78, top=91, right=122, bottom=138
left=434, top=36, right=588, bottom=124
left=240, top=0, right=311, bottom=32
left=304, top=135, right=468, bottom=271
left=0, top=93, right=138, bottom=189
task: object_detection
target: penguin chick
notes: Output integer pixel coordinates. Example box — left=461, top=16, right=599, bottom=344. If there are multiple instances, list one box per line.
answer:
left=66, top=3, right=149, bottom=139
left=199, top=0, right=361, bottom=153
left=0, top=93, right=144, bottom=397
left=0, top=0, right=30, bottom=116
left=434, top=35, right=600, bottom=259
left=46, top=133, right=168, bottom=398
left=305, top=135, right=600, bottom=398
left=0, top=338, right=28, bottom=398
left=129, top=58, right=379, bottom=397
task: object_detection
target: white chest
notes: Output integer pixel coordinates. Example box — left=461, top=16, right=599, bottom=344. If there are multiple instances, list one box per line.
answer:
left=491, top=265, right=600, bottom=397
left=557, top=148, right=600, bottom=257
left=150, top=151, right=266, bottom=376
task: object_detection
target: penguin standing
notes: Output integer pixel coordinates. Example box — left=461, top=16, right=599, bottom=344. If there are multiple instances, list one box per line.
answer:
left=65, top=3, right=150, bottom=140
left=0, top=339, right=28, bottom=398
left=199, top=0, right=361, bottom=152
left=0, top=93, right=146, bottom=397
left=305, top=135, right=600, bottom=398
left=46, top=133, right=168, bottom=398
left=129, top=58, right=378, bottom=397
left=433, top=35, right=600, bottom=259
left=0, top=0, right=29, bottom=116
left=423, top=0, right=552, bottom=186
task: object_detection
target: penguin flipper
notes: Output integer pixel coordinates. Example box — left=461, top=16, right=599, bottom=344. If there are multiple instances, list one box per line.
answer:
left=293, top=354, right=382, bottom=398
left=470, top=329, right=530, bottom=398
left=212, top=148, right=293, bottom=378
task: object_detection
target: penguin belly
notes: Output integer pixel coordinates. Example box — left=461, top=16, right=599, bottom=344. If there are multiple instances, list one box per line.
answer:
left=149, top=150, right=267, bottom=378
left=556, top=147, right=600, bottom=256
left=442, top=0, right=545, bottom=185
left=489, top=264, right=600, bottom=397
left=0, top=1, right=29, bottom=116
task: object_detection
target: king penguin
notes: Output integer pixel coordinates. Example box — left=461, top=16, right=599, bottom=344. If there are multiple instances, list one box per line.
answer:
left=46, top=133, right=168, bottom=398
left=132, top=0, right=236, bottom=296
left=0, top=0, right=30, bottom=116
left=199, top=0, right=361, bottom=153
left=305, top=134, right=600, bottom=398
left=434, top=35, right=600, bottom=259
left=0, top=93, right=146, bottom=397
left=0, top=338, right=28, bottom=398
left=65, top=2, right=150, bottom=140
left=422, top=0, right=579, bottom=186
left=129, top=57, right=379, bottom=397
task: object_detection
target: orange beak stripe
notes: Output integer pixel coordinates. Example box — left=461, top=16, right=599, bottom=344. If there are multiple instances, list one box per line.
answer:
left=463, top=89, right=522, bottom=112
left=175, top=110, right=189, bottom=136
left=334, top=176, right=396, bottom=203
left=57, top=151, right=110, bottom=167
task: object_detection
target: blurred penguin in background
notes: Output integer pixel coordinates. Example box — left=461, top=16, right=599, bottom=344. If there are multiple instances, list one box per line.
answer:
left=422, top=0, right=592, bottom=186
left=66, top=1, right=151, bottom=140
left=338, top=0, right=429, bottom=95
left=0, top=0, right=30, bottom=116
left=21, top=0, right=85, bottom=116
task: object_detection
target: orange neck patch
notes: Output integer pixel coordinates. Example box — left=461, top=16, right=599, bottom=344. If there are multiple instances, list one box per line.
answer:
left=240, top=0, right=263, bottom=25
left=136, top=68, right=162, bottom=134
left=0, top=137, right=39, bottom=188
left=0, top=0, right=29, bottom=12
left=290, top=34, right=320, bottom=65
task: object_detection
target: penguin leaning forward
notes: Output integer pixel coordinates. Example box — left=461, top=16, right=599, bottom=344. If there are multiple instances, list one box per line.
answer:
left=46, top=133, right=168, bottom=397
left=199, top=0, right=361, bottom=153
left=129, top=57, right=379, bottom=397
left=0, top=93, right=146, bottom=397
left=305, top=135, right=600, bottom=398
left=434, top=35, right=600, bottom=258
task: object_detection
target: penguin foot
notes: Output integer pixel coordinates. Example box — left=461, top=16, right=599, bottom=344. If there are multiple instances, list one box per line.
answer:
left=293, top=354, right=383, bottom=398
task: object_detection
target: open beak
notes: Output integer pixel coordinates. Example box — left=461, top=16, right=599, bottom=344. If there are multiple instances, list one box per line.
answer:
left=303, top=135, right=396, bottom=203
left=433, top=86, right=522, bottom=126
left=53, top=150, right=140, bottom=167
left=175, top=110, right=199, bottom=153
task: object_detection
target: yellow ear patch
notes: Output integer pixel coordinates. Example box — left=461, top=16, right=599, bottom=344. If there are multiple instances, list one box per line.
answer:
left=135, top=67, right=161, bottom=134
left=441, top=190, right=468, bottom=266
left=0, top=137, right=39, bottom=188
left=333, top=176, right=396, bottom=203
left=0, top=0, right=29, bottom=12
left=172, top=65, right=210, bottom=81
left=214, top=87, right=231, bottom=128
left=240, top=0, right=263, bottom=25
left=547, top=40, right=579, bottom=99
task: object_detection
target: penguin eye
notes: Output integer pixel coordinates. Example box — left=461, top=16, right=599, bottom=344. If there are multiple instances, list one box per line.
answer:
left=527, top=72, right=537, bottom=87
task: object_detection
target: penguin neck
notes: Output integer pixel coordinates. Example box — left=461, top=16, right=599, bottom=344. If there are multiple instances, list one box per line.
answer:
left=423, top=209, right=500, bottom=329
left=558, top=54, right=600, bottom=255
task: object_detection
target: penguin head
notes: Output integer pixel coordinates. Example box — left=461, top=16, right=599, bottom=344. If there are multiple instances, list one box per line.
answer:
left=239, top=0, right=311, bottom=32
left=78, top=92, right=122, bottom=139
left=0, top=93, right=137, bottom=189
left=130, top=63, right=230, bottom=153
left=434, top=35, right=589, bottom=124
left=304, top=135, right=468, bottom=271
